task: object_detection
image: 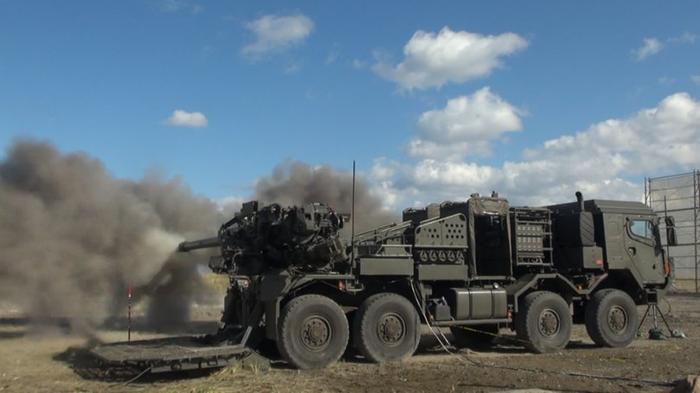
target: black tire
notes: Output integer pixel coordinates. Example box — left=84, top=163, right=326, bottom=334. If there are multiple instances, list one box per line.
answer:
left=585, top=289, right=639, bottom=348
left=514, top=291, right=572, bottom=353
left=450, top=324, right=499, bottom=349
left=353, top=293, right=421, bottom=363
left=277, top=294, right=349, bottom=369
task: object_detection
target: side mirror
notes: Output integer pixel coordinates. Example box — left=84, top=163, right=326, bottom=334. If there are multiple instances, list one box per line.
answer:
left=666, top=226, right=678, bottom=246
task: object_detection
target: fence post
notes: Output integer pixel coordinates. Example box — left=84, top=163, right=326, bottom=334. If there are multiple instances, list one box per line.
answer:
left=694, top=170, right=698, bottom=293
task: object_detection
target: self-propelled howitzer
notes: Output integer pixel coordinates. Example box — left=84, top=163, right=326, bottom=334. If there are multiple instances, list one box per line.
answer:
left=92, top=192, right=675, bottom=374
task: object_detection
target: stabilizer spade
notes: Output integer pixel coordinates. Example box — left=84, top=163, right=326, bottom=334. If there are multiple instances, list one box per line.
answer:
left=89, top=326, right=270, bottom=374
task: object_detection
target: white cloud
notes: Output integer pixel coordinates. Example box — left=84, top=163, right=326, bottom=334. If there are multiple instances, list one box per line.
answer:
left=371, top=157, right=398, bottom=181
left=370, top=179, right=401, bottom=211
left=533, top=92, right=700, bottom=172
left=411, top=160, right=498, bottom=189
left=374, top=92, right=700, bottom=207
left=668, top=32, right=697, bottom=44
left=633, top=38, right=664, bottom=61
left=632, top=33, right=696, bottom=61
left=242, top=14, right=313, bottom=58
left=372, top=27, right=528, bottom=90
left=409, top=88, right=523, bottom=159
left=165, top=109, right=208, bottom=128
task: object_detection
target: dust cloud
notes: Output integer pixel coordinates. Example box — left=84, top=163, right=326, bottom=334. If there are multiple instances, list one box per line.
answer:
left=0, top=143, right=396, bottom=333
left=0, top=140, right=221, bottom=332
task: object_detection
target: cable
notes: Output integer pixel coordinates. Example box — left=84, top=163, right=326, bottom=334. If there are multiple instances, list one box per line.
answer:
left=407, top=279, right=674, bottom=388
left=108, top=366, right=152, bottom=388
left=408, top=280, right=483, bottom=367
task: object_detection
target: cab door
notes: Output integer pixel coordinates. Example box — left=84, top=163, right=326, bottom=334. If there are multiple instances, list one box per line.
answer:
left=624, top=216, right=665, bottom=285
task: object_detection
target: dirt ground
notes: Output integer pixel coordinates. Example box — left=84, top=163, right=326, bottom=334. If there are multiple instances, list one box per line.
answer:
left=0, top=292, right=698, bottom=393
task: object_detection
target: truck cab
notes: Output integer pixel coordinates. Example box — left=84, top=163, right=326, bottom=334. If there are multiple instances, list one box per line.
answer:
left=548, top=199, right=670, bottom=298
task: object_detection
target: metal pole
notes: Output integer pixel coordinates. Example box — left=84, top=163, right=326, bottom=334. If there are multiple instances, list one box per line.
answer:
left=644, top=176, right=648, bottom=206
left=691, top=171, right=697, bottom=292
left=127, top=284, right=132, bottom=342
left=350, top=161, right=356, bottom=271
left=647, top=177, right=653, bottom=212
left=663, top=196, right=670, bottom=258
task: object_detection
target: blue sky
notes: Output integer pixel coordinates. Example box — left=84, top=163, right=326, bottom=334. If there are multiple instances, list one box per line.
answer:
left=2, top=1, right=700, bottom=208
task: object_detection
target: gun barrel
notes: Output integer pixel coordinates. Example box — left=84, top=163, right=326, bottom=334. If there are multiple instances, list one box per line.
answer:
left=178, top=236, right=221, bottom=252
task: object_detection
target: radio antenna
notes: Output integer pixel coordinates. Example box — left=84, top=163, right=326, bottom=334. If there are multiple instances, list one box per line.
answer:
left=350, top=160, right=356, bottom=269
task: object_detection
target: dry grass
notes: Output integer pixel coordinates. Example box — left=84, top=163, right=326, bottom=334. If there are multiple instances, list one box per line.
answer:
left=672, top=278, right=699, bottom=293
left=201, top=273, right=229, bottom=293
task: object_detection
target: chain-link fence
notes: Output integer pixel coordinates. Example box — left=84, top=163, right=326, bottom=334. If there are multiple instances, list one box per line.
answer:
left=645, top=171, right=699, bottom=292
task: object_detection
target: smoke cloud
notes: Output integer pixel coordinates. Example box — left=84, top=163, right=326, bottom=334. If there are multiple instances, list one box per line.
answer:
left=253, top=161, right=398, bottom=234
left=0, top=140, right=221, bottom=332
left=0, top=143, right=397, bottom=333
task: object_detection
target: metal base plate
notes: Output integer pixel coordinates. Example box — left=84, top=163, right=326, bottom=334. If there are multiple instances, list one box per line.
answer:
left=90, top=336, right=266, bottom=373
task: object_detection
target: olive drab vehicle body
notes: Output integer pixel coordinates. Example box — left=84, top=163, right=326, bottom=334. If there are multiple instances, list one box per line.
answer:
left=90, top=192, right=675, bottom=372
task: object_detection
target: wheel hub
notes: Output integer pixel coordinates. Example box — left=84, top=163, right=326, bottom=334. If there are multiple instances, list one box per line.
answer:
left=378, top=313, right=406, bottom=346
left=608, top=305, right=628, bottom=333
left=301, top=316, right=331, bottom=351
left=538, top=309, right=561, bottom=337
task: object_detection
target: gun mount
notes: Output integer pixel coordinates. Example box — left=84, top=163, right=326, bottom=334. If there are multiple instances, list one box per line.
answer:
left=178, top=200, right=347, bottom=275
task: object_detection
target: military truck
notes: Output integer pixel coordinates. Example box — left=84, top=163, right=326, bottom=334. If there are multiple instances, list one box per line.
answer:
left=90, top=192, right=676, bottom=372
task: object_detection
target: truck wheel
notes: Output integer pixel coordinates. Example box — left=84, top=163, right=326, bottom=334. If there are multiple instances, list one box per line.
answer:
left=514, top=291, right=572, bottom=353
left=353, top=293, right=421, bottom=363
left=277, top=294, right=349, bottom=369
left=585, top=289, right=639, bottom=348
left=450, top=324, right=499, bottom=349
